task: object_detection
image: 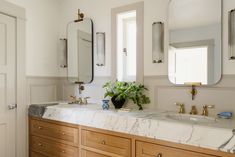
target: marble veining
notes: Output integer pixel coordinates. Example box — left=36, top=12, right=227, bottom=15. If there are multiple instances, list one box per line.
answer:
left=42, top=103, right=235, bottom=154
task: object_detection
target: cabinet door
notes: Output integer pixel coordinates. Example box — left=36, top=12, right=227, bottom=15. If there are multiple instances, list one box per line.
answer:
left=136, top=141, right=219, bottom=157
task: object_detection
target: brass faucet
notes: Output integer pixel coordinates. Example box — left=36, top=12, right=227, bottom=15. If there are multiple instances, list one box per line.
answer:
left=68, top=95, right=90, bottom=105
left=175, top=103, right=185, bottom=114
left=201, top=105, right=215, bottom=116
left=190, top=105, right=198, bottom=115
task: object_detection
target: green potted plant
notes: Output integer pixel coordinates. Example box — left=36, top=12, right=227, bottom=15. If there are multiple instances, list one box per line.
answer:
left=124, top=82, right=150, bottom=110
left=103, top=81, right=129, bottom=109
left=103, top=81, right=150, bottom=110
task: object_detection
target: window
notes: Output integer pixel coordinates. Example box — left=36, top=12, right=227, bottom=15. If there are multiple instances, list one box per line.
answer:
left=117, top=11, right=137, bottom=82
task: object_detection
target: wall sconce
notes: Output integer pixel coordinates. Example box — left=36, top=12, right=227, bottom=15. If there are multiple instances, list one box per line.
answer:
left=96, top=32, right=105, bottom=66
left=229, top=9, right=235, bottom=60
left=59, top=38, right=67, bottom=68
left=152, top=22, right=164, bottom=63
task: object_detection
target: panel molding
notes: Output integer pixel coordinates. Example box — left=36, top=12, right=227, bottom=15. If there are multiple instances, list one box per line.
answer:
left=144, top=74, right=235, bottom=117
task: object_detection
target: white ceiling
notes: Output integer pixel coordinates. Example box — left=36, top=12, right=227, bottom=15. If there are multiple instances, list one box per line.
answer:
left=169, top=0, right=221, bottom=30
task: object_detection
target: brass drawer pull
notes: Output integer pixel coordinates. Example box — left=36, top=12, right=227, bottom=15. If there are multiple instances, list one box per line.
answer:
left=38, top=143, right=43, bottom=147
left=61, top=150, right=65, bottom=153
left=62, top=132, right=65, bottom=135
left=38, top=126, right=43, bottom=130
left=101, top=140, right=106, bottom=145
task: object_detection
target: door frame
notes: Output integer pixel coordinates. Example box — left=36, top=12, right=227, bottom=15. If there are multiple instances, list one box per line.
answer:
left=0, top=1, right=26, bottom=157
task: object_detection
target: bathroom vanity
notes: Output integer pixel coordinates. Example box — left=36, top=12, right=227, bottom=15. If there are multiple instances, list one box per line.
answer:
left=29, top=103, right=235, bottom=157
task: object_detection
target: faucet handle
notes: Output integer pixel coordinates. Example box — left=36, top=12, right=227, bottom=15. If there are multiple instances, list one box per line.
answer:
left=175, top=103, right=185, bottom=114
left=202, top=105, right=215, bottom=116
left=83, top=97, right=90, bottom=104
left=69, top=95, right=76, bottom=104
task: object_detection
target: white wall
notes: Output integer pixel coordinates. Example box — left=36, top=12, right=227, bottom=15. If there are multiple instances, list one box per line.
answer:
left=5, top=0, right=235, bottom=77
left=58, top=0, right=170, bottom=77
left=5, top=0, right=235, bottom=108
left=5, top=0, right=60, bottom=77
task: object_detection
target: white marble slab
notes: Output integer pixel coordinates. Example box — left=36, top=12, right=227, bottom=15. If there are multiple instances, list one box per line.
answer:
left=42, top=103, right=235, bottom=154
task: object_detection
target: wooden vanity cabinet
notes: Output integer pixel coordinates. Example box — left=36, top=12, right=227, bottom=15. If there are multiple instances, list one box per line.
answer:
left=29, top=117, right=234, bottom=157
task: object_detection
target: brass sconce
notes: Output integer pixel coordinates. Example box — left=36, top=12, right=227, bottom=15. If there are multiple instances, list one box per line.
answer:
left=75, top=81, right=85, bottom=94
left=184, top=82, right=202, bottom=100
left=74, top=9, right=84, bottom=22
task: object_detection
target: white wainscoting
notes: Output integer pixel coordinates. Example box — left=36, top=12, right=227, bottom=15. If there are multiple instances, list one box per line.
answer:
left=26, top=76, right=110, bottom=105
left=26, top=75, right=235, bottom=117
left=27, top=77, right=65, bottom=104
left=144, top=75, right=235, bottom=117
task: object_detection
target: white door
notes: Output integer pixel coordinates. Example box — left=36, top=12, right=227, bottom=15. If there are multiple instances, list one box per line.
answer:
left=0, top=13, right=16, bottom=157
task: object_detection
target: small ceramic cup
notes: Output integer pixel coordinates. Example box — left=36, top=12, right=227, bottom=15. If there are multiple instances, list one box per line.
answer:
left=102, top=100, right=110, bottom=110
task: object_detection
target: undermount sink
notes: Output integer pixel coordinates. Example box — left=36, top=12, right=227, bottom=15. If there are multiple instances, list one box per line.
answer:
left=166, top=113, right=217, bottom=123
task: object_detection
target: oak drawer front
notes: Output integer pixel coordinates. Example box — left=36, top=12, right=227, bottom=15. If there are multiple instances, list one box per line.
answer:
left=136, top=141, right=219, bottom=157
left=30, top=151, right=48, bottom=157
left=81, top=129, right=131, bottom=157
left=81, top=149, right=109, bottom=157
left=30, top=119, right=79, bottom=145
left=31, top=136, right=79, bottom=157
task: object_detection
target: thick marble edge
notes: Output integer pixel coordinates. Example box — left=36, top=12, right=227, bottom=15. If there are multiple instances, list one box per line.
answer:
left=42, top=104, right=235, bottom=154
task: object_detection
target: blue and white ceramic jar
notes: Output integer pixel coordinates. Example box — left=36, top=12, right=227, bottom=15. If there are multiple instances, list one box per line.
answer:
left=102, top=100, right=110, bottom=110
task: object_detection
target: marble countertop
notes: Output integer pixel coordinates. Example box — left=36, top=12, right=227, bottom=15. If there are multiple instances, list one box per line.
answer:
left=37, top=103, right=235, bottom=154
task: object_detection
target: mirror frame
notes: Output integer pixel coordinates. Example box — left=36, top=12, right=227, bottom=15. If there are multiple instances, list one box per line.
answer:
left=66, top=18, right=94, bottom=84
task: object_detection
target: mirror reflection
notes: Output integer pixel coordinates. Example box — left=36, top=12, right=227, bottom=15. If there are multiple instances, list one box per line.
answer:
left=168, top=0, right=221, bottom=85
left=67, top=18, right=93, bottom=84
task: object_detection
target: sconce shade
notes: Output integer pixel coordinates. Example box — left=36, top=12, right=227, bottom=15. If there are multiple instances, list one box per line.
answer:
left=59, top=39, right=67, bottom=68
left=96, top=32, right=105, bottom=66
left=152, top=22, right=164, bottom=63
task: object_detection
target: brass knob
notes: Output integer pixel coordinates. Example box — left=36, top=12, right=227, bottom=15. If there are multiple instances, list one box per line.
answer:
left=38, top=143, right=43, bottom=147
left=38, top=126, right=42, bottom=129
left=61, top=150, right=65, bottom=153
left=156, top=153, right=162, bottom=157
left=62, top=132, right=65, bottom=135
left=101, top=140, right=106, bottom=145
